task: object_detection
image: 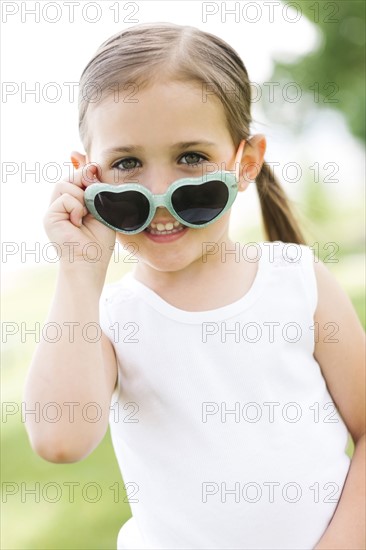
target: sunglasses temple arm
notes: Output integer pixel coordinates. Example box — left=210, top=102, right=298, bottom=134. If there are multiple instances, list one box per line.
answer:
left=234, top=139, right=246, bottom=182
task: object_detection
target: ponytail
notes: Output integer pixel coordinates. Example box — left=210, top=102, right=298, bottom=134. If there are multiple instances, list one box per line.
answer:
left=255, top=161, right=307, bottom=245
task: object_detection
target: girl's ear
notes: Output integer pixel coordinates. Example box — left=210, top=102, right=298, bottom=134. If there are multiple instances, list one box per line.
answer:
left=70, top=150, right=87, bottom=170
left=238, top=134, right=267, bottom=192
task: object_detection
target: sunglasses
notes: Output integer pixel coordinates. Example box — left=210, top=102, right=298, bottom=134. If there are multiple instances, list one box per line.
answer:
left=84, top=140, right=246, bottom=234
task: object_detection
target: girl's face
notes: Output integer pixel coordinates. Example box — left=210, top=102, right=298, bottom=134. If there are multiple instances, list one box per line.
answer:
left=86, top=79, right=243, bottom=274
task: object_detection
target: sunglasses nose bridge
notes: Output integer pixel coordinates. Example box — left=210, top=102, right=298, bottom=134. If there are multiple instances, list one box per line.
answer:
left=151, top=193, right=168, bottom=209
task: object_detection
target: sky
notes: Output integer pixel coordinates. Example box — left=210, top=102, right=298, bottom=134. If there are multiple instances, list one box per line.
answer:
left=1, top=0, right=364, bottom=279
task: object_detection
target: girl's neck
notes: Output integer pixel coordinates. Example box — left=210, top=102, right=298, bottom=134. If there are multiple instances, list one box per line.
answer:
left=130, top=237, right=259, bottom=312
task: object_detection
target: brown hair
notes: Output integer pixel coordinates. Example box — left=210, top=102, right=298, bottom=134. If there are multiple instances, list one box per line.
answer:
left=78, top=22, right=306, bottom=244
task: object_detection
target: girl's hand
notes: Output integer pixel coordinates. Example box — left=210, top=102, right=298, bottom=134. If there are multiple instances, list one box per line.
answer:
left=43, top=158, right=116, bottom=270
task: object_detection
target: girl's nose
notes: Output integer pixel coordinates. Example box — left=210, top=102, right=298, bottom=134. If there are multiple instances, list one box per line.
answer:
left=142, top=169, right=176, bottom=196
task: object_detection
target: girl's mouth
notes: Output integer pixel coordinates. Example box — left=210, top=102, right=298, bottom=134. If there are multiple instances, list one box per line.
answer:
left=145, top=220, right=185, bottom=235
left=144, top=221, right=189, bottom=242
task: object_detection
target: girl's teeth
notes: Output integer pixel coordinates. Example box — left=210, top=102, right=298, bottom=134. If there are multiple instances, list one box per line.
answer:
left=147, top=221, right=185, bottom=235
left=151, top=221, right=181, bottom=231
left=157, top=223, right=167, bottom=231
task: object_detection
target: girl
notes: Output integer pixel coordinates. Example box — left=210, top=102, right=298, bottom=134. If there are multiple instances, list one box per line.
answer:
left=24, top=22, right=365, bottom=550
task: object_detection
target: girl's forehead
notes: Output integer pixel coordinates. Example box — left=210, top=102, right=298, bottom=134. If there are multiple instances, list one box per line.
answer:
left=90, top=80, right=225, bottom=118
left=87, top=81, right=231, bottom=155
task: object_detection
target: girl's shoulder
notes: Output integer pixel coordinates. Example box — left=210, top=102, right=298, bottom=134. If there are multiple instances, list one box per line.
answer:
left=258, top=240, right=313, bottom=265
left=100, top=271, right=135, bottom=306
left=256, top=240, right=317, bottom=314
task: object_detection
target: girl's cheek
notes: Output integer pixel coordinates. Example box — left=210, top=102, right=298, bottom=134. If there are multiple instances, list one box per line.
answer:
left=100, top=167, right=115, bottom=183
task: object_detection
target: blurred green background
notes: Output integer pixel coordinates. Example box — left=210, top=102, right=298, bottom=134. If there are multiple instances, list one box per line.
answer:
left=2, top=1, right=365, bottom=548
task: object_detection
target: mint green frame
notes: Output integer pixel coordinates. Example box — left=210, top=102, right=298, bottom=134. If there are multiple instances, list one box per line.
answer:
left=84, top=170, right=239, bottom=234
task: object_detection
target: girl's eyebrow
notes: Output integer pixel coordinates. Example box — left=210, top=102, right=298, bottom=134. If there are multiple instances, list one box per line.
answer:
left=101, top=141, right=217, bottom=156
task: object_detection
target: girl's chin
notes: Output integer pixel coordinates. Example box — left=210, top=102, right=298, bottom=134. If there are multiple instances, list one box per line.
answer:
left=136, top=248, right=203, bottom=274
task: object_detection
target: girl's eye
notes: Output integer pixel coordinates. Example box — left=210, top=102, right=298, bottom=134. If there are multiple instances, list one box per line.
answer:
left=112, top=158, right=140, bottom=171
left=179, top=152, right=207, bottom=166
left=111, top=153, right=208, bottom=171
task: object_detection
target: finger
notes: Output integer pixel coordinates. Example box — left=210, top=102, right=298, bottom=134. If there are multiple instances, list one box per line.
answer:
left=66, top=163, right=99, bottom=188
left=66, top=147, right=100, bottom=187
left=48, top=180, right=86, bottom=207
left=81, top=163, right=100, bottom=188
left=48, top=193, right=88, bottom=228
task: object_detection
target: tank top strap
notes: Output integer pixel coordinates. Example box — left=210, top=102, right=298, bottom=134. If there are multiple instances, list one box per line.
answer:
left=259, top=240, right=318, bottom=316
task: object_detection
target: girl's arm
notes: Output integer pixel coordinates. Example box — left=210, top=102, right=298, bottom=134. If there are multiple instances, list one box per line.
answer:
left=23, top=160, right=118, bottom=463
left=23, top=263, right=118, bottom=463
left=311, top=259, right=365, bottom=550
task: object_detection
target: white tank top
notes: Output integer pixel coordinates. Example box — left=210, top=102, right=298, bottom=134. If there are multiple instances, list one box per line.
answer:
left=99, top=241, right=350, bottom=550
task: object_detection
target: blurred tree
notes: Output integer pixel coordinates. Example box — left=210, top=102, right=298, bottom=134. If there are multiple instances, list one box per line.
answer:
left=267, top=0, right=365, bottom=141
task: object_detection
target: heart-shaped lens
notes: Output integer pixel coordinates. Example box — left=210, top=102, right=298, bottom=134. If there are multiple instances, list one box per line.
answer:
left=94, top=190, right=150, bottom=231
left=171, top=180, right=229, bottom=224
